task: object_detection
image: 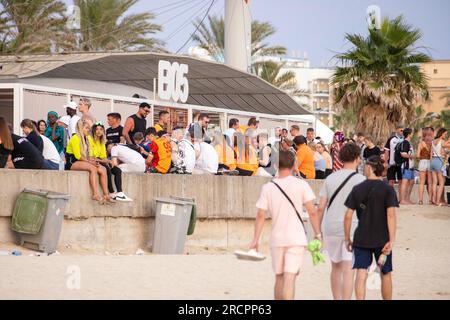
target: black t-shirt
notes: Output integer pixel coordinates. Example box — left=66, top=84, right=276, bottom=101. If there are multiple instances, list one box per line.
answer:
left=0, top=144, right=12, bottom=168
left=106, top=125, right=123, bottom=144
left=345, top=179, right=399, bottom=248
left=363, top=146, right=381, bottom=160
left=11, top=134, right=44, bottom=169
left=27, top=131, right=43, bottom=153
left=398, top=140, right=411, bottom=169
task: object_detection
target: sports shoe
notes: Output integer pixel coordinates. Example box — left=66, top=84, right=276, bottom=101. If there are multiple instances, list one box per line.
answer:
left=115, top=192, right=133, bottom=202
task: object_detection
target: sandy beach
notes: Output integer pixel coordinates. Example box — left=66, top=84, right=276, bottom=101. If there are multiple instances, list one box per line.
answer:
left=0, top=204, right=449, bottom=300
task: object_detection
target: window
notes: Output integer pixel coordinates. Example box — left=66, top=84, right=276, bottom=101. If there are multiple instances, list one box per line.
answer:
left=434, top=69, right=438, bottom=74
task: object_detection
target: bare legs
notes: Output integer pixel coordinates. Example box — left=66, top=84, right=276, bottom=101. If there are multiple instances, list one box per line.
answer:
left=70, top=161, right=109, bottom=202
left=330, top=261, right=354, bottom=300
left=418, top=171, right=427, bottom=203
left=400, top=179, right=415, bottom=205
left=355, top=269, right=392, bottom=300
left=274, top=273, right=297, bottom=300
left=431, top=171, right=445, bottom=205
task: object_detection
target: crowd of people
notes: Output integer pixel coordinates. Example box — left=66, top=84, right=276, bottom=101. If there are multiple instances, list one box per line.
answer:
left=1, top=98, right=450, bottom=205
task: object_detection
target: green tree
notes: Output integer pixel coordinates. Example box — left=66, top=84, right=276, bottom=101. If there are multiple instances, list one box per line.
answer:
left=0, top=0, right=72, bottom=53
left=74, top=0, right=163, bottom=51
left=332, top=16, right=431, bottom=143
left=192, top=15, right=286, bottom=62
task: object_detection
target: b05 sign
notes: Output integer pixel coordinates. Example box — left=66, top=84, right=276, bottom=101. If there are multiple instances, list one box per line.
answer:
left=158, top=60, right=189, bottom=103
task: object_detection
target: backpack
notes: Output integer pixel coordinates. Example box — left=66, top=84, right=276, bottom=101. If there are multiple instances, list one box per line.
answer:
left=394, top=141, right=407, bottom=166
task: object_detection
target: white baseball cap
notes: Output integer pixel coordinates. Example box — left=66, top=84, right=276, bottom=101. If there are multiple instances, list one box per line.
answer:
left=64, top=101, right=78, bottom=110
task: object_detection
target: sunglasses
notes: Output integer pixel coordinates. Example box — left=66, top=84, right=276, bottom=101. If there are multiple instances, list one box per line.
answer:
left=94, top=121, right=104, bottom=126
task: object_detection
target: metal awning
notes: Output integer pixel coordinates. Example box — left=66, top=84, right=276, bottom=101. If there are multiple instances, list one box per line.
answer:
left=0, top=52, right=310, bottom=115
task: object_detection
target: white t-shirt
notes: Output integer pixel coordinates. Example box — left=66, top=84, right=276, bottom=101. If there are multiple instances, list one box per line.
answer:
left=385, top=135, right=403, bottom=166
left=179, top=139, right=196, bottom=173
left=41, top=135, right=61, bottom=164
left=223, top=128, right=236, bottom=142
left=68, top=115, right=81, bottom=137
left=319, top=169, right=366, bottom=238
left=256, top=176, right=316, bottom=247
left=111, top=144, right=145, bottom=166
left=195, top=142, right=218, bottom=174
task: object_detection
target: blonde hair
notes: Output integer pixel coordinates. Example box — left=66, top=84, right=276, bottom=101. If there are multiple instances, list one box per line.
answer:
left=309, top=142, right=317, bottom=152
left=76, top=119, right=91, bottom=159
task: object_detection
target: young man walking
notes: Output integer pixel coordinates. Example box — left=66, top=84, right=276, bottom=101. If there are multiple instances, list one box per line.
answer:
left=250, top=150, right=322, bottom=300
left=385, top=124, right=404, bottom=187
left=344, top=155, right=398, bottom=300
left=317, top=143, right=366, bottom=300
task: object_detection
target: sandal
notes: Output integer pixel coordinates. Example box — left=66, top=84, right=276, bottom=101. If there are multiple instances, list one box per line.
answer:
left=104, top=196, right=116, bottom=204
left=418, top=201, right=423, bottom=205
left=92, top=195, right=106, bottom=205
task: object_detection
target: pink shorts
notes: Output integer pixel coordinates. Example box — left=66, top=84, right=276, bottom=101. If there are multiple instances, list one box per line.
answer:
left=270, top=246, right=306, bottom=275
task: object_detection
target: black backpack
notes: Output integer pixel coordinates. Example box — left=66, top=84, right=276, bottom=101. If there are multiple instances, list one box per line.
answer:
left=394, top=141, right=407, bottom=166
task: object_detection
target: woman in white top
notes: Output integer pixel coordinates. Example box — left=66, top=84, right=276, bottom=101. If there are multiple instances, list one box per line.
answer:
left=430, top=128, right=450, bottom=206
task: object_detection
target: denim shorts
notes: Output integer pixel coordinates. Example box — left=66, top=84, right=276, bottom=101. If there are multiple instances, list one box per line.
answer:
left=430, top=157, right=444, bottom=172
left=402, top=168, right=415, bottom=180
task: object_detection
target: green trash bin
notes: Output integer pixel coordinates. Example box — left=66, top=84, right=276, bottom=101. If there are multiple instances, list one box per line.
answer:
left=151, top=197, right=195, bottom=254
left=11, top=188, right=70, bottom=254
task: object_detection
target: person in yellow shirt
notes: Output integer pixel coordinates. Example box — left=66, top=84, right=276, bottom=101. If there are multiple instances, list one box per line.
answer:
left=66, top=119, right=112, bottom=203
left=293, top=135, right=316, bottom=179
left=213, top=131, right=236, bottom=171
left=154, top=110, right=170, bottom=133
left=91, top=122, right=132, bottom=202
left=235, top=131, right=258, bottom=176
left=154, top=130, right=172, bottom=174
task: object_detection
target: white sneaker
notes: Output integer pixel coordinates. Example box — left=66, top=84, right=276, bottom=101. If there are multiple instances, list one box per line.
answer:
left=109, top=193, right=117, bottom=200
left=115, top=192, right=133, bottom=202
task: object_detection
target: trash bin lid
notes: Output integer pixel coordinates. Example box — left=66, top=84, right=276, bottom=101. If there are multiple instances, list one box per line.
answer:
left=155, top=197, right=194, bottom=206
left=23, top=188, right=70, bottom=200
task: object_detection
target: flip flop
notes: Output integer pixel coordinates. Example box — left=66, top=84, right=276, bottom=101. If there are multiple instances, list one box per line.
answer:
left=234, top=249, right=266, bottom=261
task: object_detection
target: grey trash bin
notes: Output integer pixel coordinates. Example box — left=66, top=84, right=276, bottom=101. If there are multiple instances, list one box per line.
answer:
left=152, top=197, right=194, bottom=254
left=11, top=188, right=70, bottom=254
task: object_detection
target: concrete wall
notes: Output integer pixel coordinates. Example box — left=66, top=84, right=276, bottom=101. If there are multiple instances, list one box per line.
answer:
left=0, top=169, right=446, bottom=252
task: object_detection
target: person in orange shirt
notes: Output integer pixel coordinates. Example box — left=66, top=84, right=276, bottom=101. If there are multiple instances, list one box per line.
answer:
left=213, top=131, right=236, bottom=171
left=235, top=130, right=258, bottom=176
left=293, top=135, right=316, bottom=179
left=154, top=130, right=172, bottom=174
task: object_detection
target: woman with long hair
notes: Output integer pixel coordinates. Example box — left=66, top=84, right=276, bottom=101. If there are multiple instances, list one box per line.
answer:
left=91, top=122, right=132, bottom=201
left=66, top=119, right=112, bottom=204
left=430, top=128, right=450, bottom=206
left=37, top=120, right=47, bottom=135
left=417, top=128, right=433, bottom=205
left=317, top=142, right=333, bottom=177
left=0, top=116, right=14, bottom=168
left=310, top=142, right=326, bottom=179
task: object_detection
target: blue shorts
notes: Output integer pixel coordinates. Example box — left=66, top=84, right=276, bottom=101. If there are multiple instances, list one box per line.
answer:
left=402, top=168, right=415, bottom=180
left=430, top=157, right=444, bottom=172
left=352, top=246, right=393, bottom=274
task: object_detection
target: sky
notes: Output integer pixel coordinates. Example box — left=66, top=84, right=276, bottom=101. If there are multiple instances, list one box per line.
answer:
left=63, top=0, right=450, bottom=67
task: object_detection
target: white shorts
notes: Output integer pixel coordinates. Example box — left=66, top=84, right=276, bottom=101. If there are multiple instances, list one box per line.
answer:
left=323, top=236, right=352, bottom=263
left=270, top=246, right=306, bottom=275
left=418, top=160, right=430, bottom=172
left=118, top=162, right=145, bottom=173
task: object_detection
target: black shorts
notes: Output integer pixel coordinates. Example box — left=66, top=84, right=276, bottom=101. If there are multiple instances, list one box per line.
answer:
left=387, top=165, right=402, bottom=181
left=352, top=246, right=393, bottom=274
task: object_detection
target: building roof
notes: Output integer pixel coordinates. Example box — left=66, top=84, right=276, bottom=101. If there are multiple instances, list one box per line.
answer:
left=0, top=52, right=310, bottom=115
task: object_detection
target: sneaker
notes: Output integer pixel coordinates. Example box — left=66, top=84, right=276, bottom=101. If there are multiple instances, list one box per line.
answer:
left=109, top=193, right=117, bottom=200
left=115, top=192, right=133, bottom=202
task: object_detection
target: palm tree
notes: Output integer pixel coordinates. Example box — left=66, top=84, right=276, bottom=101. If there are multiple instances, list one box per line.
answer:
left=0, top=0, right=72, bottom=54
left=332, top=16, right=431, bottom=143
left=332, top=107, right=357, bottom=137
left=192, top=15, right=286, bottom=63
left=252, top=60, right=296, bottom=91
left=74, top=0, right=163, bottom=51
